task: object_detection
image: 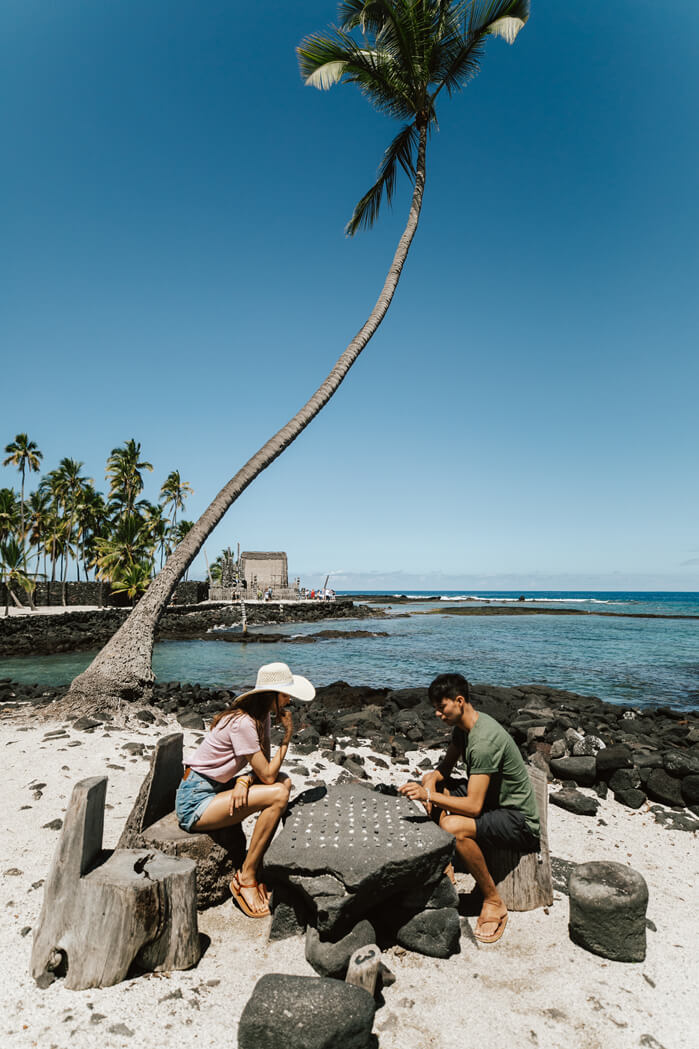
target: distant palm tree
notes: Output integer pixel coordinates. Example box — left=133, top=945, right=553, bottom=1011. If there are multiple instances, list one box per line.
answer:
left=0, top=488, right=19, bottom=546
left=106, top=439, right=153, bottom=520
left=54, top=458, right=90, bottom=604
left=108, top=562, right=153, bottom=605
left=26, top=489, right=51, bottom=583
left=75, top=485, right=108, bottom=580
left=3, top=434, right=43, bottom=606
left=143, top=502, right=170, bottom=573
left=64, top=1, right=531, bottom=710
left=159, top=471, right=193, bottom=534
left=2, top=434, right=43, bottom=561
left=1, top=538, right=32, bottom=615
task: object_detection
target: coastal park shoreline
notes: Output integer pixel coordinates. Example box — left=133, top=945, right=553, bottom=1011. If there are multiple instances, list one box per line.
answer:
left=0, top=599, right=384, bottom=658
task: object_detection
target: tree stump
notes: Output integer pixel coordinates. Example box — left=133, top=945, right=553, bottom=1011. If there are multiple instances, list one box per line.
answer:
left=568, top=860, right=648, bottom=962
left=482, top=766, right=553, bottom=911
left=31, top=776, right=200, bottom=990
left=118, top=732, right=246, bottom=908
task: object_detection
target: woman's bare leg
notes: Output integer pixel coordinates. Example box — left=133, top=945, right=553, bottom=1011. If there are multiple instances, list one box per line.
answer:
left=193, top=777, right=291, bottom=913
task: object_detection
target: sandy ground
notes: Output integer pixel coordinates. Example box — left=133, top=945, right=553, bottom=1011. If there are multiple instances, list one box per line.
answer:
left=1, top=710, right=697, bottom=1049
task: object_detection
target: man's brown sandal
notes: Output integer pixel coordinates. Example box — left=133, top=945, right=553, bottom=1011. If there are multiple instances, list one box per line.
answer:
left=474, top=911, right=508, bottom=944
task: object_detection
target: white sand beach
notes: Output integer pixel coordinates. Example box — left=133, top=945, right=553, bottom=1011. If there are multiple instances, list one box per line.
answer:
left=1, top=710, right=697, bottom=1049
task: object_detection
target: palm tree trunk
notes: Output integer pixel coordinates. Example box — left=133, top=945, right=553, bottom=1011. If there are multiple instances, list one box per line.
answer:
left=62, top=126, right=428, bottom=713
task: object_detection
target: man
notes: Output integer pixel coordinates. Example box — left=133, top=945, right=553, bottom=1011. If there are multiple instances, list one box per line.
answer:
left=399, top=672, right=539, bottom=944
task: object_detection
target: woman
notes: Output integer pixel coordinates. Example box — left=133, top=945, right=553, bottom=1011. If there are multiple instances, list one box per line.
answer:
left=175, top=661, right=315, bottom=918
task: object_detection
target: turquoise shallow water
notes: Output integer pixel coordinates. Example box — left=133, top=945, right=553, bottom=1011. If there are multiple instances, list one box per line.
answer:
left=1, top=591, right=698, bottom=711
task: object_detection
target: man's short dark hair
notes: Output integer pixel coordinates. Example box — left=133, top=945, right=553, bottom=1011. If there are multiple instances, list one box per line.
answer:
left=428, top=673, right=471, bottom=705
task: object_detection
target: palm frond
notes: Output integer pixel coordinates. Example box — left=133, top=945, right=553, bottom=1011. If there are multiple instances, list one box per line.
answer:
left=298, top=29, right=417, bottom=120
left=346, top=121, right=418, bottom=236
left=430, top=0, right=529, bottom=101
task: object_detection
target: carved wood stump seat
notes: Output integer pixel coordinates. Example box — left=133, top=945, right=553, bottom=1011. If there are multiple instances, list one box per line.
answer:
left=31, top=776, right=200, bottom=990
left=118, top=732, right=246, bottom=908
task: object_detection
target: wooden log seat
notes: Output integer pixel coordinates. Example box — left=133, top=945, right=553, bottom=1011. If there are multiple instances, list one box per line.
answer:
left=482, top=765, right=554, bottom=911
left=117, top=733, right=246, bottom=909
left=31, top=776, right=200, bottom=990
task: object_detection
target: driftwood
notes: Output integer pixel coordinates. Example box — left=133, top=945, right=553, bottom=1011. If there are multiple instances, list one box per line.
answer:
left=483, top=766, right=553, bottom=911
left=31, top=776, right=200, bottom=990
left=118, top=732, right=246, bottom=908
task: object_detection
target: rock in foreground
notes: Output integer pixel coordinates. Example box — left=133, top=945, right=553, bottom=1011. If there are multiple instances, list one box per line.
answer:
left=237, top=973, right=377, bottom=1049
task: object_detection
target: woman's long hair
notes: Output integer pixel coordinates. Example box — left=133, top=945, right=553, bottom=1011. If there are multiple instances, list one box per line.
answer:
left=210, top=690, right=277, bottom=760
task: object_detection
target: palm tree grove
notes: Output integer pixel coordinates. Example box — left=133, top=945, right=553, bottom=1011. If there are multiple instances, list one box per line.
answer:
left=35, top=0, right=531, bottom=712
left=0, top=433, right=194, bottom=613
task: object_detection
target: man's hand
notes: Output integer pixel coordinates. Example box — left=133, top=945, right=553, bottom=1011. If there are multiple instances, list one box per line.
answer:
left=399, top=780, right=431, bottom=813
left=229, top=779, right=249, bottom=814
left=421, top=769, right=440, bottom=791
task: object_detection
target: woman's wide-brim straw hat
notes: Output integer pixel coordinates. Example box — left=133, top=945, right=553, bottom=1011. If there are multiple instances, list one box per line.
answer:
left=233, top=662, right=315, bottom=705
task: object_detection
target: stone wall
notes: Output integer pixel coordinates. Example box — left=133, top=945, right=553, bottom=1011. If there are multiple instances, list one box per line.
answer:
left=0, top=581, right=111, bottom=608
left=171, top=581, right=209, bottom=605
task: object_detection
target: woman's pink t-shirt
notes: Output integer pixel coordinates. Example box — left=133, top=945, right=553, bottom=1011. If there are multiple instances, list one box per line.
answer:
left=187, top=712, right=270, bottom=782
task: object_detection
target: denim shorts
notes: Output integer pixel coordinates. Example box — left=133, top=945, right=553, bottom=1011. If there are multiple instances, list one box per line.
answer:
left=175, top=769, right=231, bottom=832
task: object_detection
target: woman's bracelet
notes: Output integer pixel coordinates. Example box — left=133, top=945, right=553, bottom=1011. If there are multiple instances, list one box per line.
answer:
left=237, top=776, right=252, bottom=789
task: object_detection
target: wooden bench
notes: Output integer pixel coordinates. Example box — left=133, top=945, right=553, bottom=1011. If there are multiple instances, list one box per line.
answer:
left=31, top=776, right=200, bottom=990
left=118, top=733, right=246, bottom=909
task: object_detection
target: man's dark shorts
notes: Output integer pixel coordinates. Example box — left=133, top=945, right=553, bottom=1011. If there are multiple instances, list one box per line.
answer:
left=443, top=778, right=540, bottom=852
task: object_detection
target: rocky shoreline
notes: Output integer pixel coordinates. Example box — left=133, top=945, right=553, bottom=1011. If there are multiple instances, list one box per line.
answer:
left=3, top=677, right=697, bottom=829
left=0, top=600, right=383, bottom=658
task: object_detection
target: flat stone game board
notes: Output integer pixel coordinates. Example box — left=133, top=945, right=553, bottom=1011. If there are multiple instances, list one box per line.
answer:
left=265, top=784, right=454, bottom=918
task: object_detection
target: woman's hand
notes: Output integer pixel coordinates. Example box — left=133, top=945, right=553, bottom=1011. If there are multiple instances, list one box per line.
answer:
left=278, top=709, right=293, bottom=742
left=229, top=778, right=250, bottom=814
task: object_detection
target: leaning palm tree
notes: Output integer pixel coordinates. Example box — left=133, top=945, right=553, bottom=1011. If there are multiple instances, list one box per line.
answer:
left=63, top=1, right=530, bottom=712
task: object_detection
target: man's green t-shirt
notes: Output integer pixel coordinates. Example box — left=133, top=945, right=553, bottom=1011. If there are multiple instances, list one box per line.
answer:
left=453, top=712, right=540, bottom=837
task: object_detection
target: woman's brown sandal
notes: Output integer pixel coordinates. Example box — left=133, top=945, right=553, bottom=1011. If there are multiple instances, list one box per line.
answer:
left=229, top=870, right=270, bottom=918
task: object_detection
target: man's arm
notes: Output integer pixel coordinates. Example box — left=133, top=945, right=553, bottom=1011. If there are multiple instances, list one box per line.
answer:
left=401, top=772, right=491, bottom=820
left=431, top=773, right=490, bottom=818
left=421, top=740, right=460, bottom=789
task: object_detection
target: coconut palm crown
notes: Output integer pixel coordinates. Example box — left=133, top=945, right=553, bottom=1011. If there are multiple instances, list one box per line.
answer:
left=298, top=0, right=530, bottom=235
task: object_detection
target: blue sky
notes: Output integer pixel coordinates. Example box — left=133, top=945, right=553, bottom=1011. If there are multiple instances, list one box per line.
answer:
left=3, top=1, right=698, bottom=591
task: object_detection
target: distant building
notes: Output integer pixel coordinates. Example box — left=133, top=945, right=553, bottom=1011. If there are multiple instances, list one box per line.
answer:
left=239, top=551, right=288, bottom=592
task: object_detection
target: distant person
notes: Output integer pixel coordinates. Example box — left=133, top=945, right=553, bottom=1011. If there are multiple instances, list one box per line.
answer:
left=256, top=588, right=262, bottom=600
left=310, top=589, right=315, bottom=600
left=399, top=672, right=540, bottom=944
left=175, top=662, right=315, bottom=918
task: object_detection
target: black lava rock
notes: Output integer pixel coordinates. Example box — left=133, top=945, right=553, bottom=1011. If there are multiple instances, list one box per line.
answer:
left=646, top=769, right=684, bottom=807
left=395, top=907, right=461, bottom=958
left=549, top=757, right=597, bottom=787
left=595, top=744, right=633, bottom=777
left=237, top=973, right=377, bottom=1049
left=305, top=920, right=376, bottom=979
left=550, top=789, right=599, bottom=816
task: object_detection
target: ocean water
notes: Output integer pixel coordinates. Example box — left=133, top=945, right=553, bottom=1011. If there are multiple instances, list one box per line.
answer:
left=2, top=591, right=698, bottom=711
